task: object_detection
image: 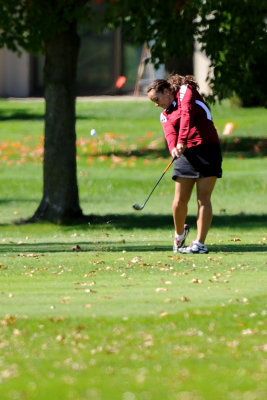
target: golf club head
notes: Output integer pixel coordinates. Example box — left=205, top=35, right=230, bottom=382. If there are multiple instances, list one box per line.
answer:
left=132, top=203, right=143, bottom=211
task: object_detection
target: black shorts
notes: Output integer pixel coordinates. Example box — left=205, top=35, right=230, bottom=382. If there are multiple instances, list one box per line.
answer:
left=172, top=143, right=222, bottom=180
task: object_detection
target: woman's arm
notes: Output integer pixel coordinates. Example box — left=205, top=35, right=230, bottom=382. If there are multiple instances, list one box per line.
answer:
left=160, top=112, right=178, bottom=155
left=178, top=85, right=196, bottom=145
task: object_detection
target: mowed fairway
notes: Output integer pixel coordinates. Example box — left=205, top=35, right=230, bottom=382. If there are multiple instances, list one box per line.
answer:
left=0, top=98, right=266, bottom=400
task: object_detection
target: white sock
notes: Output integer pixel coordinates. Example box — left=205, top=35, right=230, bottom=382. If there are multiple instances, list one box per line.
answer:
left=175, top=230, right=185, bottom=240
left=194, top=240, right=205, bottom=246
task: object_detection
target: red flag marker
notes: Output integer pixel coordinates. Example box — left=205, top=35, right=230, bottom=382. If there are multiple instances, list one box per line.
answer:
left=223, top=122, right=234, bottom=135
left=115, top=76, right=126, bottom=89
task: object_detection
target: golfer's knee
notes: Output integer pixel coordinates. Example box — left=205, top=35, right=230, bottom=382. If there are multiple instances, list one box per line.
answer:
left=197, top=197, right=212, bottom=208
left=173, top=197, right=188, bottom=210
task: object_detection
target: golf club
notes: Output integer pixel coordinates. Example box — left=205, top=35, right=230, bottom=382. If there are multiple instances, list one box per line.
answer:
left=132, top=156, right=177, bottom=211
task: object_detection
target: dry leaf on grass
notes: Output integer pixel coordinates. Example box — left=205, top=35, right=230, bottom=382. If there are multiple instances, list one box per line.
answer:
left=180, top=296, right=190, bottom=302
left=155, top=287, right=168, bottom=293
left=72, top=245, right=82, bottom=251
left=160, top=312, right=170, bottom=318
left=191, top=278, right=203, bottom=284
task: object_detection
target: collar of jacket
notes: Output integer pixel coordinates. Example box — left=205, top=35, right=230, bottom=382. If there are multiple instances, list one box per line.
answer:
left=166, top=100, right=177, bottom=114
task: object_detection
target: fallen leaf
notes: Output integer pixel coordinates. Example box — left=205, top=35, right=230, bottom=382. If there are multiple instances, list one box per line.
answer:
left=164, top=298, right=172, bottom=303
left=242, top=328, right=258, bottom=336
left=227, top=340, right=239, bottom=348
left=160, top=312, right=169, bottom=318
left=18, top=253, right=38, bottom=258
left=60, top=296, right=71, bottom=304
left=131, top=257, right=140, bottom=263
left=191, top=278, right=202, bottom=284
left=180, top=296, right=190, bottom=302
left=72, top=245, right=81, bottom=251
left=1, top=364, right=18, bottom=379
left=56, top=334, right=65, bottom=342
left=253, top=344, right=267, bottom=352
left=84, top=289, right=97, bottom=293
left=1, top=314, right=16, bottom=326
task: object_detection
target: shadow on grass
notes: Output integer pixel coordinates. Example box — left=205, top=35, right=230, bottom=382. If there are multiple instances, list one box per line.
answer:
left=0, top=111, right=111, bottom=122
left=221, top=136, right=267, bottom=156
left=61, top=213, right=266, bottom=230
left=0, top=199, right=38, bottom=204
left=0, top=241, right=265, bottom=254
left=2, top=213, right=267, bottom=231
left=0, top=213, right=266, bottom=254
left=0, top=111, right=44, bottom=121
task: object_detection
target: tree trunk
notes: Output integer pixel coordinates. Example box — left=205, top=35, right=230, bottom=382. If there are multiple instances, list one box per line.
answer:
left=32, top=24, right=83, bottom=223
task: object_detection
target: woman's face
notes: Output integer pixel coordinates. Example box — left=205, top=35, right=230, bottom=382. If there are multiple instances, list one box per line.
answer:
left=147, top=88, right=174, bottom=109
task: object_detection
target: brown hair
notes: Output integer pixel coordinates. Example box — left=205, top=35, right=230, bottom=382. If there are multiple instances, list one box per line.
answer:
left=147, top=74, right=199, bottom=94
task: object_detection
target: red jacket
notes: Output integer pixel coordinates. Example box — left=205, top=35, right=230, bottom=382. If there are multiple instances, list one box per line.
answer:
left=160, top=84, right=219, bottom=154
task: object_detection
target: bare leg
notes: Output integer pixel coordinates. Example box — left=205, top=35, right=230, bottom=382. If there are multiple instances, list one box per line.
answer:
left=196, top=177, right=217, bottom=243
left=173, top=178, right=195, bottom=235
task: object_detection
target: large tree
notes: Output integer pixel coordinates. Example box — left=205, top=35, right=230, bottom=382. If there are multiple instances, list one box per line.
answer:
left=0, top=1, right=265, bottom=222
left=0, top=0, right=92, bottom=222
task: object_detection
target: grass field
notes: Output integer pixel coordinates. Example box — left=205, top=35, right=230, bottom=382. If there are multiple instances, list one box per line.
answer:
left=0, top=97, right=266, bottom=400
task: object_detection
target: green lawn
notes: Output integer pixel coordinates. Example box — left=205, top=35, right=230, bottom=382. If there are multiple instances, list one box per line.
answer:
left=0, top=98, right=266, bottom=400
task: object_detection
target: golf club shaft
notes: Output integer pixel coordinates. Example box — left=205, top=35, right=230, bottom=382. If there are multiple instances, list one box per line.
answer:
left=141, top=156, right=176, bottom=209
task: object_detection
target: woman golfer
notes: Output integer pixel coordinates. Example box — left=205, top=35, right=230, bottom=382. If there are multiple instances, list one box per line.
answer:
left=147, top=74, right=222, bottom=254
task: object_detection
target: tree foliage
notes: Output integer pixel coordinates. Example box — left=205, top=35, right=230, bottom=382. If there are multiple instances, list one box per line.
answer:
left=0, top=0, right=90, bottom=53
left=105, top=0, right=199, bottom=66
left=106, top=0, right=267, bottom=106
left=197, top=0, right=267, bottom=106
left=0, top=0, right=266, bottom=103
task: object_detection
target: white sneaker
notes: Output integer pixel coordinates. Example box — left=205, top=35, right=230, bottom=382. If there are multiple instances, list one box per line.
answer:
left=173, top=224, right=190, bottom=253
left=179, top=240, right=209, bottom=254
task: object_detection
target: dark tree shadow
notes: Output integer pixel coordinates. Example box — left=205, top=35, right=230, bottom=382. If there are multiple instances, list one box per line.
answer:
left=0, top=213, right=265, bottom=254
left=221, top=136, right=267, bottom=157
left=0, top=111, right=44, bottom=121
left=0, top=241, right=265, bottom=254
left=0, top=110, right=110, bottom=121
left=6, top=212, right=267, bottom=230
left=56, top=212, right=267, bottom=230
